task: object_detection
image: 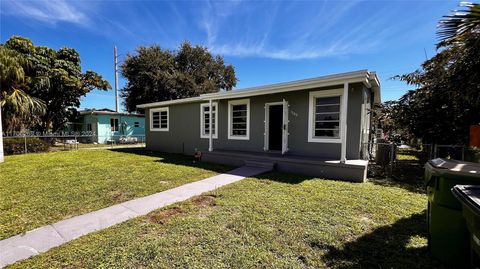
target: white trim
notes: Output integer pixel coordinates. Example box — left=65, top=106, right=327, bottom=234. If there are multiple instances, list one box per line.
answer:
left=282, top=99, right=289, bottom=155
left=150, top=107, right=169, bottom=132
left=228, top=99, right=250, bottom=140
left=307, top=89, right=342, bottom=143
left=138, top=96, right=203, bottom=108
left=208, top=99, right=213, bottom=152
left=264, top=102, right=283, bottom=151
left=110, top=118, right=119, bottom=132
left=200, top=102, right=218, bottom=139
left=340, top=83, right=349, bottom=163
left=137, top=70, right=380, bottom=108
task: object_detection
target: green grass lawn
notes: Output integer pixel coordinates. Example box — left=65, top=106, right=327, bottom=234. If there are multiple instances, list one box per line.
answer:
left=8, top=173, right=437, bottom=268
left=0, top=149, right=230, bottom=240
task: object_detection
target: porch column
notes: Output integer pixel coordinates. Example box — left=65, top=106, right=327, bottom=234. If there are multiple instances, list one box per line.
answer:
left=208, top=99, right=213, bottom=152
left=340, top=82, right=348, bottom=163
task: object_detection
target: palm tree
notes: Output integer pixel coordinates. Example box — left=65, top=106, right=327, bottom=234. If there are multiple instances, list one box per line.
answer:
left=437, top=2, right=480, bottom=46
left=0, top=46, right=46, bottom=133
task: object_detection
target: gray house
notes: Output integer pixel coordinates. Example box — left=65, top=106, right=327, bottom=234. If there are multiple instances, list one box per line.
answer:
left=138, top=70, right=380, bottom=182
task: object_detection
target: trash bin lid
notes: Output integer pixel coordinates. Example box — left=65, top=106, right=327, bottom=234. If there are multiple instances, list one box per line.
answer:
left=452, top=185, right=480, bottom=216
left=429, top=158, right=480, bottom=177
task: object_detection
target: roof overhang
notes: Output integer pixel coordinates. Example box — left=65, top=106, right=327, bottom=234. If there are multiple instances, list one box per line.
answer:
left=137, top=70, right=381, bottom=109
left=79, top=110, right=144, bottom=117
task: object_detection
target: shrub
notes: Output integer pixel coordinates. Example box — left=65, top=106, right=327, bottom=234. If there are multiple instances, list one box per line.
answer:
left=3, top=138, right=50, bottom=155
left=465, top=148, right=480, bottom=163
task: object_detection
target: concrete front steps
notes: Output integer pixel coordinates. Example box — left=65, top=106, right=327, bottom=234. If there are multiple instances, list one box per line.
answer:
left=202, top=150, right=368, bottom=182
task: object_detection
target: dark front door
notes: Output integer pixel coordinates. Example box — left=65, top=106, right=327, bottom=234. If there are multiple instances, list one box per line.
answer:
left=268, top=105, right=283, bottom=151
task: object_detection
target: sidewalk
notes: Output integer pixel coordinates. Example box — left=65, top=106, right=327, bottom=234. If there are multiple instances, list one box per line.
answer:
left=0, top=165, right=272, bottom=268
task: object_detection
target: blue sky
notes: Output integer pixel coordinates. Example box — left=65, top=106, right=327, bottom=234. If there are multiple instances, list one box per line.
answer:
left=1, top=0, right=458, bottom=111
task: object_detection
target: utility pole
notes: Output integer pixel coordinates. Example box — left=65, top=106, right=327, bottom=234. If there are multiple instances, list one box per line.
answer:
left=114, top=46, right=119, bottom=112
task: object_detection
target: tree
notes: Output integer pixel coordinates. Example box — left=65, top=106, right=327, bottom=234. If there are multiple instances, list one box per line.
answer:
left=2, top=36, right=111, bottom=132
left=391, top=2, right=480, bottom=145
left=121, top=42, right=237, bottom=112
left=0, top=45, right=46, bottom=132
left=437, top=2, right=480, bottom=46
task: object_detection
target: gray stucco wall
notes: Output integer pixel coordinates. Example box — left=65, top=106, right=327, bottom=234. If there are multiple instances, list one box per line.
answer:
left=145, top=83, right=367, bottom=159
left=146, top=102, right=209, bottom=154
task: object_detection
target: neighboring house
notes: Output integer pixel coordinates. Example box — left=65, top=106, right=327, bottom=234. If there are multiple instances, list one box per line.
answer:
left=78, top=109, right=145, bottom=144
left=137, top=70, right=380, bottom=182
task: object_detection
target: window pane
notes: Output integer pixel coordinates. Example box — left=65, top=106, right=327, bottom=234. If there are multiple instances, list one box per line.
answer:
left=232, top=117, right=246, bottom=123
left=233, top=123, right=247, bottom=129
left=232, top=111, right=247, bottom=117
left=316, top=105, right=340, bottom=113
left=110, top=118, right=118, bottom=131
left=315, top=113, right=340, bottom=121
left=152, top=112, right=160, bottom=128
left=316, top=96, right=340, bottom=105
left=233, top=129, right=246, bottom=136
left=315, top=122, right=339, bottom=129
left=313, top=96, right=341, bottom=138
left=202, top=104, right=216, bottom=136
left=152, top=111, right=167, bottom=129
left=233, top=104, right=247, bottom=111
left=315, top=129, right=340, bottom=137
left=230, top=102, right=248, bottom=137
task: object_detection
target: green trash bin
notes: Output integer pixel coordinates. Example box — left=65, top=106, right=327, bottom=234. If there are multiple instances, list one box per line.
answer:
left=425, top=158, right=480, bottom=267
left=452, top=185, right=480, bottom=268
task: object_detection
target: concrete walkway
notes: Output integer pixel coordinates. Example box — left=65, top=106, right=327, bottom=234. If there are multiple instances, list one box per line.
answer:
left=0, top=165, right=271, bottom=268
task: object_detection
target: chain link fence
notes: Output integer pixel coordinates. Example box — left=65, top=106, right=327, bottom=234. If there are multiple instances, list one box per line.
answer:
left=2, top=131, right=145, bottom=155
left=363, top=142, right=480, bottom=179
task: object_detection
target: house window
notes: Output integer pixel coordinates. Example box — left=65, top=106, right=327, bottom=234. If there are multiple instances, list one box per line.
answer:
left=200, top=102, right=218, bottom=139
left=110, top=118, right=119, bottom=132
left=228, top=99, right=250, bottom=140
left=86, top=123, right=92, bottom=131
left=134, top=122, right=140, bottom=128
left=308, top=89, right=342, bottom=143
left=150, top=107, right=169, bottom=131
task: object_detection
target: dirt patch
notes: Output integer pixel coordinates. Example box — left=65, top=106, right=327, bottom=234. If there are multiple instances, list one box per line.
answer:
left=192, top=194, right=221, bottom=207
left=109, top=190, right=130, bottom=202
left=148, top=208, right=183, bottom=224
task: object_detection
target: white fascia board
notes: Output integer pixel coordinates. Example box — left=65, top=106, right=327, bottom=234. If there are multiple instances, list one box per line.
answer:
left=202, top=70, right=371, bottom=100
left=137, top=70, right=380, bottom=108
left=137, top=96, right=204, bottom=108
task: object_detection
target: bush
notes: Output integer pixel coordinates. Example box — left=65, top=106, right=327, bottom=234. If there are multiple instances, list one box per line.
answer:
left=465, top=148, right=480, bottom=163
left=3, top=138, right=50, bottom=155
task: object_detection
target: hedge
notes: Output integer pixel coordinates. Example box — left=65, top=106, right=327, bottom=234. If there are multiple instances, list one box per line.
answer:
left=3, top=138, right=50, bottom=155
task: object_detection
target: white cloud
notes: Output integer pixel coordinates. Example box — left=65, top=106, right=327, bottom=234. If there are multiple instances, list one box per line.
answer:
left=198, top=0, right=388, bottom=60
left=1, top=0, right=88, bottom=25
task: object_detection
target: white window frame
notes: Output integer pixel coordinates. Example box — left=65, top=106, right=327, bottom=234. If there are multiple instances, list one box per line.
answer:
left=110, top=118, right=119, bottom=132
left=200, top=102, right=218, bottom=139
left=308, top=89, right=342, bottom=143
left=150, top=107, right=169, bottom=132
left=228, top=98, right=250, bottom=140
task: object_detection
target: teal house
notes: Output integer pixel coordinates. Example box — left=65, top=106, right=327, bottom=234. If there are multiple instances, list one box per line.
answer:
left=78, top=109, right=145, bottom=144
